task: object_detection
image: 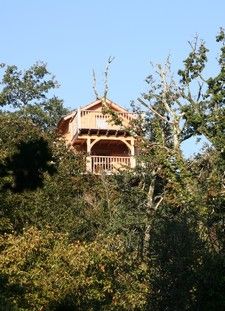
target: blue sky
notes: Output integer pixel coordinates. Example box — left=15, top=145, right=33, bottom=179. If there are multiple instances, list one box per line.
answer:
left=1, top=1, right=225, bottom=155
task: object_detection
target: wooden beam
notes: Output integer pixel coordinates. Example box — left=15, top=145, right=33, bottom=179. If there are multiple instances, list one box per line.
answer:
left=87, top=137, right=91, bottom=154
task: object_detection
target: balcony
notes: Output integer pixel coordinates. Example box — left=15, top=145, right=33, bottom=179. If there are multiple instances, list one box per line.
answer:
left=87, top=155, right=135, bottom=174
left=72, top=109, right=135, bottom=136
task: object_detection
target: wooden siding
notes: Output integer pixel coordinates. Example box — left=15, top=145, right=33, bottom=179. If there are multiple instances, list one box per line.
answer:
left=57, top=99, right=137, bottom=174
left=72, top=110, right=134, bottom=135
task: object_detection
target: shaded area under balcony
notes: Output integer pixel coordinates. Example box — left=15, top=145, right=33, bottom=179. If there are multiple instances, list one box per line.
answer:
left=85, top=139, right=135, bottom=173
left=91, top=139, right=129, bottom=156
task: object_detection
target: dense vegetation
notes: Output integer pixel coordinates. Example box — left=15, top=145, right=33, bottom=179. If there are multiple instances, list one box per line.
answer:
left=0, top=29, right=225, bottom=310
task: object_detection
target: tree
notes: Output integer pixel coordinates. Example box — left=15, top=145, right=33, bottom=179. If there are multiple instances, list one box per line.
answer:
left=1, top=30, right=225, bottom=310
left=0, top=62, right=68, bottom=131
left=0, top=227, right=148, bottom=310
left=107, top=28, right=225, bottom=310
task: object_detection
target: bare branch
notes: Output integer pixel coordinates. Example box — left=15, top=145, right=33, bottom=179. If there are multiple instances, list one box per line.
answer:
left=92, top=69, right=99, bottom=100
left=157, top=60, right=183, bottom=150
left=138, top=97, right=172, bottom=123
left=198, top=73, right=207, bottom=83
left=149, top=106, right=172, bottom=123
left=197, top=81, right=203, bottom=101
left=103, top=56, right=115, bottom=100
left=158, top=61, right=176, bottom=118
left=154, top=196, right=164, bottom=211
left=188, top=34, right=199, bottom=52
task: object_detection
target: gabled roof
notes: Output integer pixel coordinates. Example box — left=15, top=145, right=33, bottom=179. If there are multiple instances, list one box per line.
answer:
left=57, top=110, right=77, bottom=131
left=57, top=98, right=129, bottom=131
left=80, top=98, right=129, bottom=113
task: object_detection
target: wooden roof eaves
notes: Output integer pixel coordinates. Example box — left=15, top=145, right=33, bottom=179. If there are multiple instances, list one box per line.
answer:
left=80, top=98, right=129, bottom=113
left=57, top=110, right=77, bottom=128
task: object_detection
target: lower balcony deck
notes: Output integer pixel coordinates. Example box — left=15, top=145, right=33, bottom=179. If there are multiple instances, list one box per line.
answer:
left=87, top=155, right=135, bottom=174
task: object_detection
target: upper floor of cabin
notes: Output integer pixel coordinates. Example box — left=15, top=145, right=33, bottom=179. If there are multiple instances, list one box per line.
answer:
left=57, top=98, right=137, bottom=173
left=58, top=98, right=136, bottom=144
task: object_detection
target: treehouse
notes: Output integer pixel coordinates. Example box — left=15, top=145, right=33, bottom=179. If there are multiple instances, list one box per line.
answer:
left=57, top=98, right=136, bottom=174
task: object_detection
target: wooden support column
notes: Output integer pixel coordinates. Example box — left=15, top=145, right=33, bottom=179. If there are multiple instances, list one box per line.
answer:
left=130, top=138, right=136, bottom=168
left=130, top=138, right=135, bottom=156
left=87, top=137, right=91, bottom=154
left=86, top=137, right=92, bottom=172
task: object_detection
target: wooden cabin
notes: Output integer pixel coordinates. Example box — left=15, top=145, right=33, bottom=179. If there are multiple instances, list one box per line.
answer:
left=57, top=98, right=136, bottom=174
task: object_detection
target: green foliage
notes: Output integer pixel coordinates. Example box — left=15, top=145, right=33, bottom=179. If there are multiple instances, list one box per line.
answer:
left=147, top=209, right=205, bottom=311
left=177, top=28, right=225, bottom=151
left=128, top=28, right=225, bottom=310
left=0, top=227, right=148, bottom=310
left=1, top=30, right=225, bottom=310
left=0, top=62, right=68, bottom=130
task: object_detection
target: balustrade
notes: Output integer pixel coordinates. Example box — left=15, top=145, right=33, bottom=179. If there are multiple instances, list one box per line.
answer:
left=90, top=156, right=131, bottom=173
left=73, top=110, right=134, bottom=133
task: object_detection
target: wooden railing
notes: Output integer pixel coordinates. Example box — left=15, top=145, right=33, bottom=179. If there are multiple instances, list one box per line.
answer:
left=75, top=110, right=134, bottom=131
left=90, top=156, right=131, bottom=173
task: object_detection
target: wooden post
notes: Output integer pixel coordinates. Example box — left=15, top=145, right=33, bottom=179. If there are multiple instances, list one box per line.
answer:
left=130, top=138, right=135, bottom=156
left=86, top=138, right=92, bottom=172
left=87, top=138, right=91, bottom=154
left=130, top=138, right=136, bottom=168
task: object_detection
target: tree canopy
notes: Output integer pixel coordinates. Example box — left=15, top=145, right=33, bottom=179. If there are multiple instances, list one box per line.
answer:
left=0, top=29, right=225, bottom=310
